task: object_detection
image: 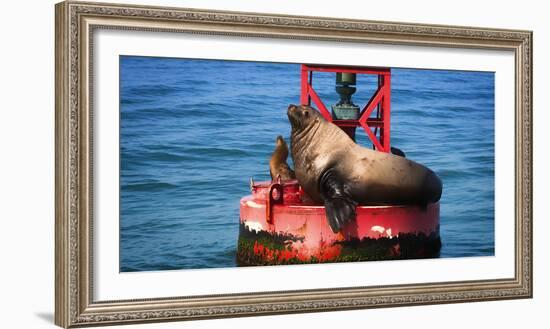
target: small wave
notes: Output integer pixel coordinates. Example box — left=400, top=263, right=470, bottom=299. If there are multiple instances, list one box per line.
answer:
left=394, top=88, right=491, bottom=101
left=121, top=104, right=241, bottom=121
left=465, top=154, right=494, bottom=164
left=185, top=147, right=252, bottom=158
left=121, top=151, right=197, bottom=165
left=123, top=84, right=181, bottom=97
left=122, top=182, right=178, bottom=192
left=442, top=105, right=477, bottom=113
left=121, top=98, right=152, bottom=105
left=122, top=220, right=185, bottom=233
left=437, top=168, right=469, bottom=179
left=144, top=151, right=195, bottom=162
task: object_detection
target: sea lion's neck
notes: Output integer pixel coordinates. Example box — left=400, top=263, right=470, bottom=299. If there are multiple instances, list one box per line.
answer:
left=271, top=143, right=288, bottom=163
left=291, top=121, right=320, bottom=154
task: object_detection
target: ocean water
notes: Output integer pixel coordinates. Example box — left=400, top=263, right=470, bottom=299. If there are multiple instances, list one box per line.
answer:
left=119, top=56, right=494, bottom=271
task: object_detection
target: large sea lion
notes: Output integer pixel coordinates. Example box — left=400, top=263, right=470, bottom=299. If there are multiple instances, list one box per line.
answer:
left=287, top=104, right=442, bottom=233
left=269, top=135, right=296, bottom=181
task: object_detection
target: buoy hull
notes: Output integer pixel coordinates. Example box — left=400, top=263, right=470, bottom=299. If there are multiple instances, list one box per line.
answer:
left=237, top=181, right=441, bottom=266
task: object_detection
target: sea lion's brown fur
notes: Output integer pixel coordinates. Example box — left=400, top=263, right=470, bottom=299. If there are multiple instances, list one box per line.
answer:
left=287, top=104, right=442, bottom=232
left=269, top=135, right=296, bottom=181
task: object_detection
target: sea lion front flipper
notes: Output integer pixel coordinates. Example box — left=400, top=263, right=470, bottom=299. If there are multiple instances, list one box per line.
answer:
left=319, top=168, right=357, bottom=233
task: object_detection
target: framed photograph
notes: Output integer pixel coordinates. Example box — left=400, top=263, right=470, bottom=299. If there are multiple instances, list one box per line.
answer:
left=55, top=1, right=532, bottom=327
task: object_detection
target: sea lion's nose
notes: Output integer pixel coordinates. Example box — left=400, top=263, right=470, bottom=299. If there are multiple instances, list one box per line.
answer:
left=288, top=104, right=297, bottom=112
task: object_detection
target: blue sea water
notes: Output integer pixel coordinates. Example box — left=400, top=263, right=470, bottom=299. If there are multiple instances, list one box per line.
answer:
left=119, top=56, right=494, bottom=271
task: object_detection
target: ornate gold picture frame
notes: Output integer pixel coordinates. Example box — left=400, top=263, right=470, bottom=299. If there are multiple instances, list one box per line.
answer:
left=55, top=1, right=532, bottom=327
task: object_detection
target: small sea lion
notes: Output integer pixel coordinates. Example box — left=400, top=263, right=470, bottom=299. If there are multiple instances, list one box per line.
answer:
left=269, top=135, right=296, bottom=181
left=287, top=104, right=442, bottom=233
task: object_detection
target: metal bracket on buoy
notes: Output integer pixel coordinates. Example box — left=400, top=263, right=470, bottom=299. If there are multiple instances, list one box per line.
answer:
left=266, top=176, right=284, bottom=225
left=300, top=64, right=392, bottom=152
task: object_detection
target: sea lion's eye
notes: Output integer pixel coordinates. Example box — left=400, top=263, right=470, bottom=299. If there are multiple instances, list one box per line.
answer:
left=304, top=110, right=309, bottom=117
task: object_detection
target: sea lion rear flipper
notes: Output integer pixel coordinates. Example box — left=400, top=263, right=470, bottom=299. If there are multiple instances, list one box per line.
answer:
left=390, top=146, right=406, bottom=157
left=319, top=169, right=357, bottom=233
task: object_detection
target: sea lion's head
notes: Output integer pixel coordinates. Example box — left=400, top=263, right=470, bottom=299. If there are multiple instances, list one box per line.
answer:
left=287, top=104, right=321, bottom=132
left=275, top=135, right=286, bottom=147
left=274, top=135, right=289, bottom=158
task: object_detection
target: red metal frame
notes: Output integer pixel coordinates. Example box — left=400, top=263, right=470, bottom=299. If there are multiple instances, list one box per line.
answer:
left=300, top=64, right=392, bottom=152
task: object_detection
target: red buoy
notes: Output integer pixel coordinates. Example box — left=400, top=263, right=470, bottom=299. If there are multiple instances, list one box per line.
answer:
left=236, top=65, right=441, bottom=266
